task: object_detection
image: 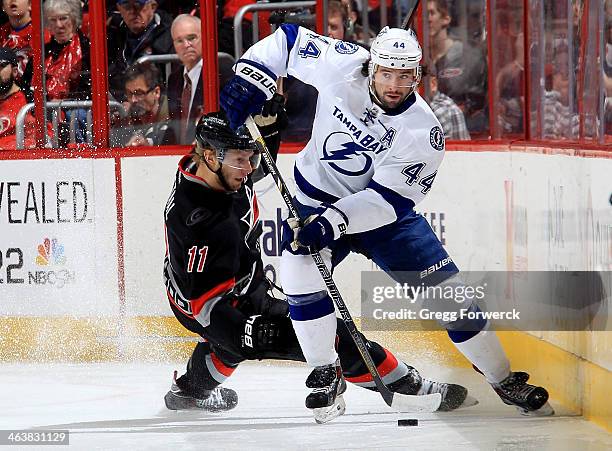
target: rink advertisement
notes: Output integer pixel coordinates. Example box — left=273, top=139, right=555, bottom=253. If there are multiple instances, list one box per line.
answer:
left=0, top=158, right=119, bottom=316
left=0, top=150, right=610, bottom=363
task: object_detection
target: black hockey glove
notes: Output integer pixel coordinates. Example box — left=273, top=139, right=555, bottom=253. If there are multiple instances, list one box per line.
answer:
left=251, top=93, right=288, bottom=183
left=240, top=314, right=289, bottom=358
left=253, top=93, right=289, bottom=137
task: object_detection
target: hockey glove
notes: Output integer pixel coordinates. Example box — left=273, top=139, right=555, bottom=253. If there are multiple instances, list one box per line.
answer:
left=287, top=205, right=349, bottom=252
left=220, top=59, right=277, bottom=130
left=254, top=93, right=288, bottom=132
left=252, top=93, right=288, bottom=178
left=241, top=314, right=287, bottom=356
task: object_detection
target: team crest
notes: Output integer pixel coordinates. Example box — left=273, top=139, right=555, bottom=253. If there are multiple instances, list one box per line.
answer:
left=429, top=126, right=444, bottom=151
left=334, top=41, right=359, bottom=54
left=321, top=132, right=373, bottom=176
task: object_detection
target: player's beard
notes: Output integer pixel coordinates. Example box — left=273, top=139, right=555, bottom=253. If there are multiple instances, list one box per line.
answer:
left=0, top=74, right=14, bottom=97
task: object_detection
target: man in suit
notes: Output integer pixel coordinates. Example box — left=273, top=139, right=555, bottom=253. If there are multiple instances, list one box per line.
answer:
left=167, top=13, right=204, bottom=145
left=107, top=0, right=174, bottom=101
left=167, top=14, right=234, bottom=145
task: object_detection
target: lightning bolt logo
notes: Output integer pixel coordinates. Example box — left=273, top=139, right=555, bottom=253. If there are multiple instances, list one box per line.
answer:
left=321, top=141, right=369, bottom=161
left=321, top=132, right=374, bottom=176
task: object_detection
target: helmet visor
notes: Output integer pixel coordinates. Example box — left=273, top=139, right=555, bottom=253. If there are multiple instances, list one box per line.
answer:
left=373, top=66, right=420, bottom=90
left=219, top=148, right=261, bottom=171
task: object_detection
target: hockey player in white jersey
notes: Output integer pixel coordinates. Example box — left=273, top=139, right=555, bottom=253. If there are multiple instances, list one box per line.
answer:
left=220, top=24, right=553, bottom=419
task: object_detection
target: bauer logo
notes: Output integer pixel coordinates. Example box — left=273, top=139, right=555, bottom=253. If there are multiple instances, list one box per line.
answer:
left=335, top=41, right=358, bottom=54
left=237, top=64, right=276, bottom=97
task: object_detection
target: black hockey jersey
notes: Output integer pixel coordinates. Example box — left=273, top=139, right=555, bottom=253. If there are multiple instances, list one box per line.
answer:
left=163, top=155, right=263, bottom=327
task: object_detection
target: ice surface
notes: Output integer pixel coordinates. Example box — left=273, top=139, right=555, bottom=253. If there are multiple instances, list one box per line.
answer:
left=1, top=361, right=610, bottom=450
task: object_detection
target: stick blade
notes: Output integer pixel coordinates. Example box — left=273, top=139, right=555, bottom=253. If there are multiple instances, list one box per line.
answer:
left=390, top=392, right=442, bottom=413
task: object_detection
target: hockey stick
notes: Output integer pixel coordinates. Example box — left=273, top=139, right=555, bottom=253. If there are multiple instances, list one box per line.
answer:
left=245, top=115, right=441, bottom=413
left=400, top=0, right=421, bottom=30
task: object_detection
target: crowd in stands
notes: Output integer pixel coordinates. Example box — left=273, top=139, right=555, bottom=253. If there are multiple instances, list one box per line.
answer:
left=0, top=0, right=609, bottom=150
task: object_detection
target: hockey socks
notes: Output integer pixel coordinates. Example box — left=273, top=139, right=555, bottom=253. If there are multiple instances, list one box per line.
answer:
left=287, top=293, right=338, bottom=367
left=449, top=328, right=511, bottom=384
left=344, top=348, right=410, bottom=388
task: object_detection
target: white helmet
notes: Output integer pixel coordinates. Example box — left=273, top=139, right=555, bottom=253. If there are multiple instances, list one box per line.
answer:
left=369, top=27, right=423, bottom=106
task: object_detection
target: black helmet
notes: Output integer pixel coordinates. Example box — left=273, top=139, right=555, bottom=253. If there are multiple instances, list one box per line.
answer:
left=195, top=112, right=257, bottom=154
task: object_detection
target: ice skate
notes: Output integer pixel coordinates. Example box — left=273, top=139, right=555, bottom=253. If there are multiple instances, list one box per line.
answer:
left=492, top=371, right=554, bottom=416
left=305, top=359, right=347, bottom=424
left=387, top=365, right=470, bottom=411
left=164, top=371, right=238, bottom=412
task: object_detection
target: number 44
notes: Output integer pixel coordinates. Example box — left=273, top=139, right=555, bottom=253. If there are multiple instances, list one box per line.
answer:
left=401, top=163, right=437, bottom=194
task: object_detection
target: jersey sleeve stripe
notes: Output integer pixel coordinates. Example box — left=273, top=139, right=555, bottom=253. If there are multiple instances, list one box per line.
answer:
left=191, top=278, right=236, bottom=316
left=235, top=57, right=278, bottom=79
left=280, top=23, right=299, bottom=53
left=294, top=166, right=340, bottom=204
left=366, top=179, right=415, bottom=217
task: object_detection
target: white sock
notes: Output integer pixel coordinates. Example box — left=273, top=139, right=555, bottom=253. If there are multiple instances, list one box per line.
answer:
left=452, top=329, right=511, bottom=384
left=291, top=312, right=338, bottom=367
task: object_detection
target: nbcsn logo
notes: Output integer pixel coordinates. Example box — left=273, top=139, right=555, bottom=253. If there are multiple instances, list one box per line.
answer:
left=35, top=238, right=66, bottom=266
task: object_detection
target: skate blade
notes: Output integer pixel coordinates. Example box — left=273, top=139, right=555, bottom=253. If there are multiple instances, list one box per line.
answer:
left=390, top=392, right=442, bottom=413
left=516, top=401, right=555, bottom=417
left=454, top=394, right=479, bottom=410
left=313, top=395, right=346, bottom=424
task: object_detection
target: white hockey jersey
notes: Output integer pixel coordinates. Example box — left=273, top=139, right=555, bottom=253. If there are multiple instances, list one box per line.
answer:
left=242, top=24, right=446, bottom=234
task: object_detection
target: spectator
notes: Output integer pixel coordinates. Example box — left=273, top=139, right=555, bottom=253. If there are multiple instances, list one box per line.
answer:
left=107, top=0, right=174, bottom=100
left=167, top=14, right=202, bottom=145
left=427, top=0, right=487, bottom=134
left=0, top=0, right=49, bottom=81
left=366, top=0, right=393, bottom=34
left=0, top=46, right=34, bottom=149
left=328, top=0, right=350, bottom=41
left=426, top=65, right=470, bottom=140
left=496, top=32, right=524, bottom=135
left=43, top=0, right=90, bottom=101
left=218, top=0, right=254, bottom=57
left=348, top=0, right=375, bottom=44
left=283, top=0, right=367, bottom=144
left=111, top=61, right=175, bottom=146
left=167, top=14, right=234, bottom=144
left=542, top=58, right=578, bottom=140
left=26, top=0, right=91, bottom=145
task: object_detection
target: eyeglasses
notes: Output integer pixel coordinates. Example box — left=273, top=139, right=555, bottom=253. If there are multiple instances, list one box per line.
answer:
left=173, top=34, right=200, bottom=47
left=125, top=86, right=155, bottom=100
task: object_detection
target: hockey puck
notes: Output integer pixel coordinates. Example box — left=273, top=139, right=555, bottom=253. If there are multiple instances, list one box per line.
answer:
left=397, top=419, right=418, bottom=426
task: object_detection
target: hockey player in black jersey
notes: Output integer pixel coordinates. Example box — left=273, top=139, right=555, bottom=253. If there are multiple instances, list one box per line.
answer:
left=162, top=105, right=468, bottom=423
